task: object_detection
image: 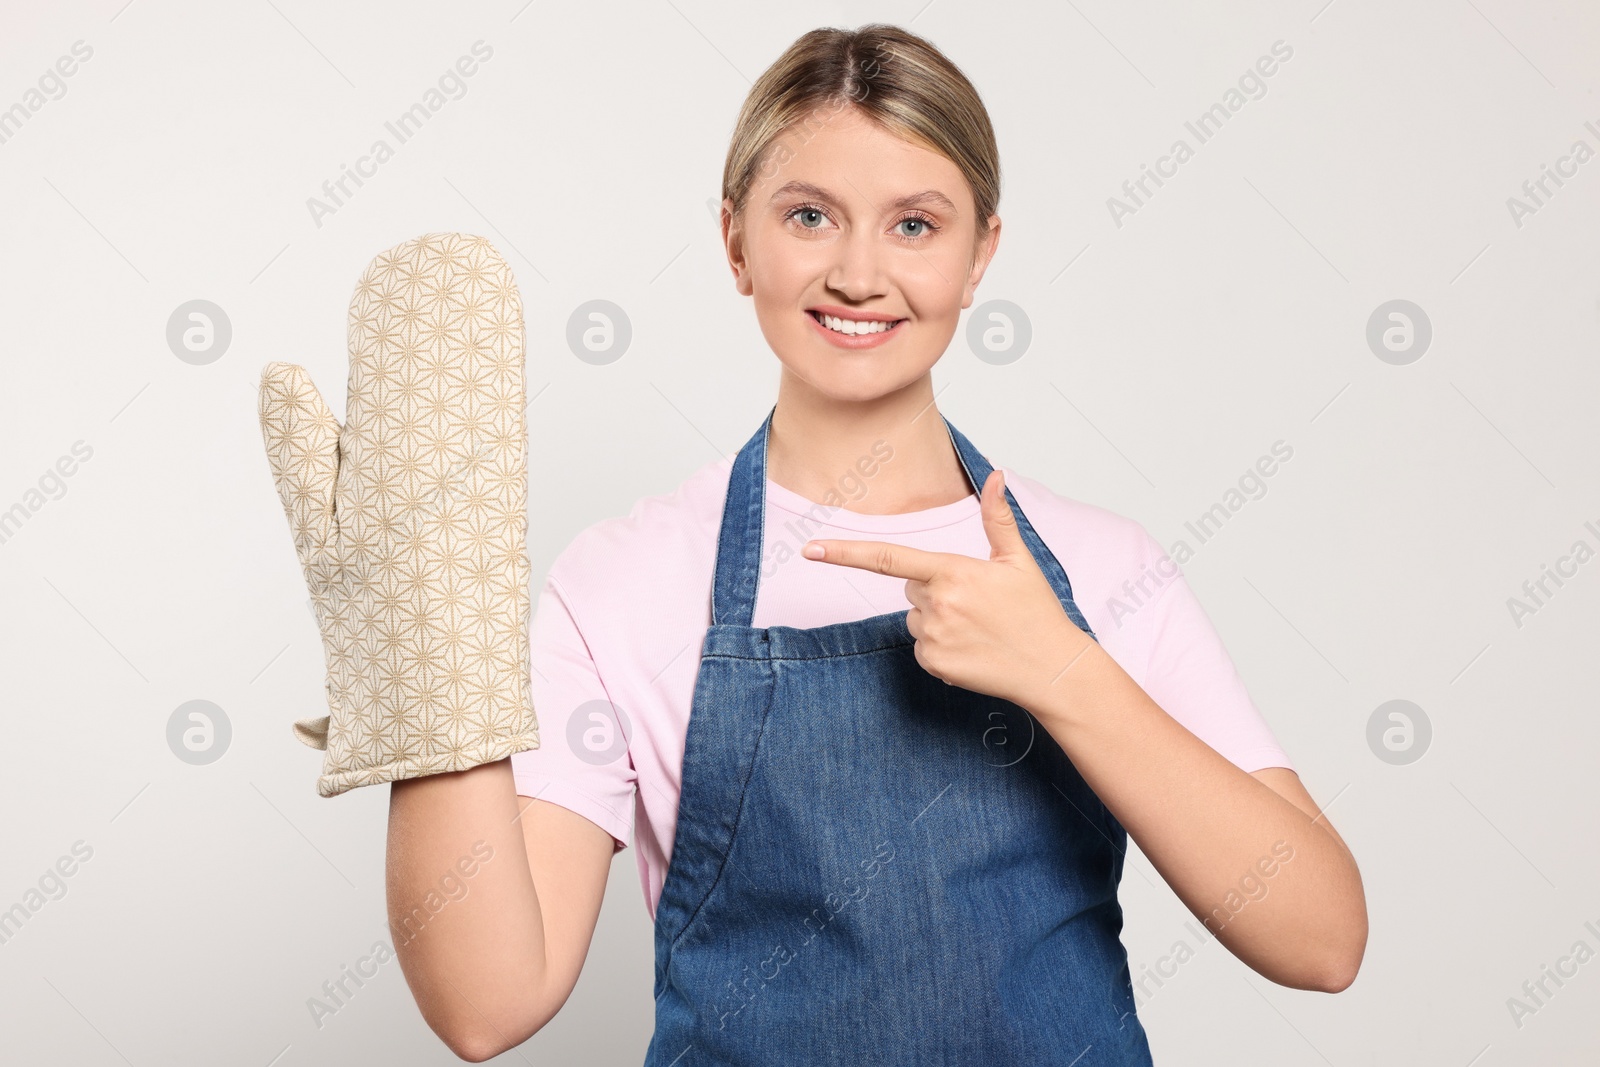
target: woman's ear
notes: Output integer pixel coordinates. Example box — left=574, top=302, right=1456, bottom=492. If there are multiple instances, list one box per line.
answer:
left=721, top=197, right=753, bottom=295
left=962, top=213, right=1002, bottom=309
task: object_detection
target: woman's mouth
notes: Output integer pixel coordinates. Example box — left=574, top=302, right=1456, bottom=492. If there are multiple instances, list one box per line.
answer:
left=805, top=309, right=907, bottom=349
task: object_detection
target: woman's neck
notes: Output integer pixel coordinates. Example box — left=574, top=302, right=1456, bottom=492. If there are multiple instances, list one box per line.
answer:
left=765, top=375, right=975, bottom=516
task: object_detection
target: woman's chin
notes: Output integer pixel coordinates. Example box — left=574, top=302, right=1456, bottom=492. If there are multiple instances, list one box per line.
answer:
left=777, top=358, right=937, bottom=405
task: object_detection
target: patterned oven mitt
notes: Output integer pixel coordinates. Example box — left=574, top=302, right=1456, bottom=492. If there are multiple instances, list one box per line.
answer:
left=257, top=232, right=540, bottom=797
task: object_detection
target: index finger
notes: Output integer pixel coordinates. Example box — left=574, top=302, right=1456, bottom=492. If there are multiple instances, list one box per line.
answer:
left=801, top=539, right=946, bottom=583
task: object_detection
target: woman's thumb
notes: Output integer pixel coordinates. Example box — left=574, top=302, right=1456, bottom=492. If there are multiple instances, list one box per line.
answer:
left=981, top=469, right=1027, bottom=563
left=258, top=361, right=341, bottom=558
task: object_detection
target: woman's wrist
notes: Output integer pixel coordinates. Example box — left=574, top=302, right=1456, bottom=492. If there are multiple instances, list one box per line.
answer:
left=1019, top=630, right=1134, bottom=739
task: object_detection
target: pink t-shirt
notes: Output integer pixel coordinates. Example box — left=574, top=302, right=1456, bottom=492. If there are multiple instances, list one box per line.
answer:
left=511, top=453, right=1294, bottom=920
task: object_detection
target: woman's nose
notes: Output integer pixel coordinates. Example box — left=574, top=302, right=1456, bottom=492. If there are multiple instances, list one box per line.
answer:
left=825, top=228, right=889, bottom=299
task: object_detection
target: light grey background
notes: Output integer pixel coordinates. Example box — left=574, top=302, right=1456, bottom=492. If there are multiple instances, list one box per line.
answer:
left=1, top=0, right=1596, bottom=1063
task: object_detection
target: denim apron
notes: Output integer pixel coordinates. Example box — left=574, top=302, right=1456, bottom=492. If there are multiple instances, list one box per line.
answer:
left=645, top=406, right=1154, bottom=1066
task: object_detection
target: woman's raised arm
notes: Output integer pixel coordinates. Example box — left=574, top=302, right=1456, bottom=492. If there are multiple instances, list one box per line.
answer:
left=387, top=758, right=615, bottom=1062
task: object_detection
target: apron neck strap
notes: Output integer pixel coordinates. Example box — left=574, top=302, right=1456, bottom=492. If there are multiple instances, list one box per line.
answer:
left=710, top=403, right=1094, bottom=640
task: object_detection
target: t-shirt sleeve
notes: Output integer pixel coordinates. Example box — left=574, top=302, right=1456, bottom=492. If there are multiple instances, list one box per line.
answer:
left=509, top=563, right=637, bottom=853
left=1124, top=529, right=1295, bottom=774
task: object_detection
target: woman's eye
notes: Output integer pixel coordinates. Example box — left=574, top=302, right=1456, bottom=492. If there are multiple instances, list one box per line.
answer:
left=786, top=205, right=936, bottom=239
left=895, top=215, right=939, bottom=240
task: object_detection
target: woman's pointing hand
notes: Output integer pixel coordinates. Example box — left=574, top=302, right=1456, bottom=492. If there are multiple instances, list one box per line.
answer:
left=800, top=470, right=1098, bottom=710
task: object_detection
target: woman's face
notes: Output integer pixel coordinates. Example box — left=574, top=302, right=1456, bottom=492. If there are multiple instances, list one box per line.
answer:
left=722, top=106, right=1000, bottom=405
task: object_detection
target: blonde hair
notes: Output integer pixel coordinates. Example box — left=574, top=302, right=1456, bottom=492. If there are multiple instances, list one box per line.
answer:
left=722, top=24, right=1000, bottom=253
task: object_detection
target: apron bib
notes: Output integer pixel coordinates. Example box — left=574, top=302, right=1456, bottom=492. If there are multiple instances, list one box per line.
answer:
left=645, top=406, right=1154, bottom=1066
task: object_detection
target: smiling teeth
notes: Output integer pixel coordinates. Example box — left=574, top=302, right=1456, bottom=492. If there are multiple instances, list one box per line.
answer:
left=817, top=313, right=898, bottom=335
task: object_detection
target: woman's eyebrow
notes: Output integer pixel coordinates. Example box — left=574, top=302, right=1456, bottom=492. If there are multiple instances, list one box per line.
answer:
left=769, top=180, right=959, bottom=216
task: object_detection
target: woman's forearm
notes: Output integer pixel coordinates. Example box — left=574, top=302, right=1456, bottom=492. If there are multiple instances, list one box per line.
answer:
left=1023, top=642, right=1367, bottom=992
left=386, top=759, right=550, bottom=1058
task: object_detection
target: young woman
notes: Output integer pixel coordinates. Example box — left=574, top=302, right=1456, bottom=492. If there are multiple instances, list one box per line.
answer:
left=386, top=24, right=1366, bottom=1064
